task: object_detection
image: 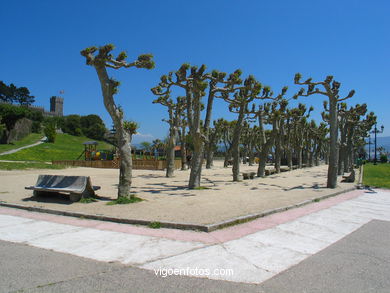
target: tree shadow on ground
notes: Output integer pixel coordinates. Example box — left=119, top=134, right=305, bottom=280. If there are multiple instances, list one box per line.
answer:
left=364, top=187, right=378, bottom=194
left=135, top=182, right=196, bottom=196
left=255, top=182, right=326, bottom=192
left=94, top=195, right=113, bottom=201
left=136, top=174, right=165, bottom=179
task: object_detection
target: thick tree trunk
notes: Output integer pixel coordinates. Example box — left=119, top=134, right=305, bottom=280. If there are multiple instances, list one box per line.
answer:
left=327, top=98, right=339, bottom=188
left=345, top=128, right=354, bottom=172
left=232, top=143, right=240, bottom=181
left=95, top=64, right=132, bottom=199
left=305, top=148, right=310, bottom=166
left=338, top=145, right=345, bottom=175
left=257, top=151, right=267, bottom=177
left=297, top=147, right=303, bottom=168
left=248, top=148, right=255, bottom=166
left=309, top=150, right=314, bottom=167
left=274, top=138, right=282, bottom=173
left=188, top=137, right=204, bottom=188
left=223, top=147, right=232, bottom=167
left=205, top=148, right=214, bottom=169
left=181, top=143, right=187, bottom=170
left=287, top=149, right=293, bottom=170
left=242, top=148, right=248, bottom=164
left=180, top=128, right=187, bottom=170
left=166, top=135, right=176, bottom=178
left=314, top=143, right=321, bottom=166
left=117, top=127, right=132, bottom=198
left=231, top=109, right=245, bottom=181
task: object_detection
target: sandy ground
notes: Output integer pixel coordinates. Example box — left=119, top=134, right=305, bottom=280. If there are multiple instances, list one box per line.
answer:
left=0, top=161, right=357, bottom=225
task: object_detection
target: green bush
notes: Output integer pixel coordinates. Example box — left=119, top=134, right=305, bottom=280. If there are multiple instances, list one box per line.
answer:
left=31, top=121, right=41, bottom=133
left=44, top=124, right=57, bottom=143
left=380, top=154, right=388, bottom=163
left=0, top=115, right=5, bottom=137
left=148, top=222, right=161, bottom=229
left=106, top=196, right=143, bottom=205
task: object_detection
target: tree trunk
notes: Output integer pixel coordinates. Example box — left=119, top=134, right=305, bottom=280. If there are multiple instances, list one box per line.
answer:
left=180, top=127, right=187, bottom=170
left=257, top=150, right=267, bottom=177
left=287, top=149, right=293, bottom=170
left=166, top=134, right=176, bottom=177
left=305, top=148, right=310, bottom=166
left=117, top=127, right=132, bottom=198
left=248, top=148, right=255, bottom=166
left=345, top=127, right=354, bottom=172
left=314, top=143, right=321, bottom=166
left=327, top=98, right=339, bottom=188
left=205, top=148, right=214, bottom=169
left=274, top=146, right=281, bottom=173
left=309, top=150, right=314, bottom=167
left=181, top=143, right=187, bottom=170
left=94, top=64, right=132, bottom=199
left=297, top=147, right=303, bottom=168
left=231, top=109, right=245, bottom=181
left=188, top=136, right=204, bottom=188
left=223, top=147, right=232, bottom=167
left=274, top=132, right=282, bottom=173
left=242, top=148, right=248, bottom=164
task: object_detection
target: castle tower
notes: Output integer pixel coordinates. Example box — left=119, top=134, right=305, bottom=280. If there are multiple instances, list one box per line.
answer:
left=50, top=96, right=64, bottom=116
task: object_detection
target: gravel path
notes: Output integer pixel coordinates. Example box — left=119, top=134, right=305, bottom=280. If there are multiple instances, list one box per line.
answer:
left=0, top=136, right=46, bottom=156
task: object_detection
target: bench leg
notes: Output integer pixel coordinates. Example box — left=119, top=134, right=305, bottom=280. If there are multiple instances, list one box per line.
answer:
left=33, top=190, right=52, bottom=197
left=69, top=193, right=82, bottom=202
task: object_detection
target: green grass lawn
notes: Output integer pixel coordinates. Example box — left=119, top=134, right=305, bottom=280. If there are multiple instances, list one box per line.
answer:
left=0, top=133, right=114, bottom=162
left=0, top=133, right=43, bottom=154
left=0, top=161, right=68, bottom=170
left=363, top=163, right=390, bottom=189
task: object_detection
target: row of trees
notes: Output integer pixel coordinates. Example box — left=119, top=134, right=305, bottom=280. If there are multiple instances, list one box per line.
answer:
left=82, top=44, right=375, bottom=199
left=153, top=68, right=376, bottom=189
left=46, top=114, right=107, bottom=141
left=0, top=81, right=35, bottom=106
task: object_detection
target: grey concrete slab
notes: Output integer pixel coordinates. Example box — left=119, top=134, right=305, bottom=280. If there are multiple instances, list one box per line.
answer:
left=0, top=240, right=259, bottom=293
left=0, top=240, right=120, bottom=293
left=259, top=220, right=390, bottom=293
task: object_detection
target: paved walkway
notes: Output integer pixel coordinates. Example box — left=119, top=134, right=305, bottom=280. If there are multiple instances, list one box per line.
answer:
left=0, top=136, right=46, bottom=156
left=0, top=188, right=389, bottom=284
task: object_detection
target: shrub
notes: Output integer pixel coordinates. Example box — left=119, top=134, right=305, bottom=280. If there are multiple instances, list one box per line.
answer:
left=148, top=222, right=161, bottom=229
left=31, top=121, right=41, bottom=133
left=44, top=124, right=57, bottom=143
left=106, top=196, right=142, bottom=205
left=380, top=154, right=388, bottom=163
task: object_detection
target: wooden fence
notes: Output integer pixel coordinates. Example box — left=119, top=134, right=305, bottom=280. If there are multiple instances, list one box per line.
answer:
left=52, top=159, right=182, bottom=170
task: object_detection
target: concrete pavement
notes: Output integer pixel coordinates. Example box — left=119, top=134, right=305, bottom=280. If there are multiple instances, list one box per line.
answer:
left=1, top=220, right=390, bottom=292
left=0, top=188, right=389, bottom=289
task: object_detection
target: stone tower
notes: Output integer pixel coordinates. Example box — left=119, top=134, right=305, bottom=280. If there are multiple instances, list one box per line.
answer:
left=50, top=96, right=64, bottom=116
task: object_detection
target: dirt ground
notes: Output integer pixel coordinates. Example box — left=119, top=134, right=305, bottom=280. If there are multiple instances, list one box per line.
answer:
left=0, top=162, right=357, bottom=225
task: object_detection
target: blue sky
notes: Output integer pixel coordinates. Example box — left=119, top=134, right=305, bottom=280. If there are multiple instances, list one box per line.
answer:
left=1, top=0, right=389, bottom=143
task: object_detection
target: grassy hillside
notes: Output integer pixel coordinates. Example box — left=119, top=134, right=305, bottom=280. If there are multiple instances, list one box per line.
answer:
left=0, top=161, right=68, bottom=170
left=0, top=133, right=114, bottom=162
left=0, top=133, right=43, bottom=154
left=363, top=163, right=390, bottom=189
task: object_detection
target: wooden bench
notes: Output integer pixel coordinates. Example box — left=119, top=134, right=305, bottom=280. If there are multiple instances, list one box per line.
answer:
left=242, top=172, right=256, bottom=180
left=341, top=169, right=355, bottom=183
left=265, top=169, right=276, bottom=176
left=25, top=175, right=101, bottom=202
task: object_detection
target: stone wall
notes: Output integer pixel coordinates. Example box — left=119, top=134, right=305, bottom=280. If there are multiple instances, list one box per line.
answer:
left=1, top=118, right=33, bottom=144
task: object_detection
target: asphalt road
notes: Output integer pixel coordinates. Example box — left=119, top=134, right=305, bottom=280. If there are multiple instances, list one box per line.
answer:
left=1, top=220, right=389, bottom=293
